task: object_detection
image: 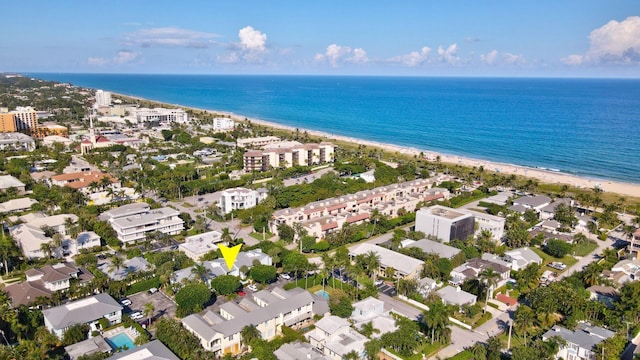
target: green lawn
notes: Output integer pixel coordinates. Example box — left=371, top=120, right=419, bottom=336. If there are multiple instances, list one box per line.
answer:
left=447, top=350, right=474, bottom=360
left=573, top=241, right=599, bottom=257
left=250, top=231, right=274, bottom=241
left=531, top=247, right=578, bottom=268
left=385, top=342, right=445, bottom=360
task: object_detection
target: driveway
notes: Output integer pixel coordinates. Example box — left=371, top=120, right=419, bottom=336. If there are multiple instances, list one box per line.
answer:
left=557, top=232, right=615, bottom=280
left=377, top=293, right=422, bottom=320
left=127, top=290, right=177, bottom=322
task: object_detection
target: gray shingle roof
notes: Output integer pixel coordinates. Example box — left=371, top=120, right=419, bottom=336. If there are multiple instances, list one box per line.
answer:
left=107, top=339, right=180, bottom=360
left=43, top=293, right=122, bottom=330
left=405, top=239, right=462, bottom=259
left=543, top=323, right=614, bottom=351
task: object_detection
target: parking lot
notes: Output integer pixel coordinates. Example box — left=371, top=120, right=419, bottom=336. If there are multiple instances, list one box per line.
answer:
left=377, top=282, right=397, bottom=297
left=126, top=290, right=177, bottom=323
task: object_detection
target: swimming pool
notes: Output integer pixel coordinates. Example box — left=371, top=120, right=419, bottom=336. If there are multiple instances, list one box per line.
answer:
left=106, top=332, right=136, bottom=351
left=315, top=290, right=329, bottom=299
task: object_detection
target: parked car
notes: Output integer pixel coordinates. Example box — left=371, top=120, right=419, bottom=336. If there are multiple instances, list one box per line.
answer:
left=280, top=273, right=291, bottom=280
left=247, top=284, right=258, bottom=291
left=130, top=311, right=144, bottom=320
left=374, top=279, right=384, bottom=286
left=120, top=298, right=132, bottom=306
left=548, top=262, right=567, bottom=270
left=148, top=287, right=158, bottom=294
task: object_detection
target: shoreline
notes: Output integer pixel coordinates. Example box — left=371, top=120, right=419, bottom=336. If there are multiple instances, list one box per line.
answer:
left=113, top=91, right=640, bottom=198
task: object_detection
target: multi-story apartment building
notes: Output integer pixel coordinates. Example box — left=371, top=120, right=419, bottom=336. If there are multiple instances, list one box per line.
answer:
left=212, top=117, right=235, bottom=131
left=99, top=203, right=184, bottom=245
left=95, top=90, right=111, bottom=107
left=134, top=108, right=188, bottom=124
left=270, top=177, right=450, bottom=239
left=243, top=142, right=336, bottom=172
left=0, top=107, right=41, bottom=137
left=415, top=205, right=475, bottom=243
left=217, top=187, right=268, bottom=215
left=237, top=136, right=281, bottom=148
left=0, top=132, right=35, bottom=151
left=182, top=287, right=328, bottom=357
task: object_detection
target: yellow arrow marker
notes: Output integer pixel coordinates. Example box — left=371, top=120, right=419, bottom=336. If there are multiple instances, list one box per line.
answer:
left=219, top=244, right=242, bottom=271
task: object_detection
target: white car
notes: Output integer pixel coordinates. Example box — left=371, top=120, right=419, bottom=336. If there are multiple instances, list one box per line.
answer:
left=247, top=284, right=258, bottom=291
left=280, top=273, right=291, bottom=280
left=120, top=298, right=132, bottom=306
left=130, top=311, right=144, bottom=320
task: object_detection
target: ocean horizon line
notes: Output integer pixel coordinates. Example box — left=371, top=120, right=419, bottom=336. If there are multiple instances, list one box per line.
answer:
left=25, top=72, right=640, bottom=81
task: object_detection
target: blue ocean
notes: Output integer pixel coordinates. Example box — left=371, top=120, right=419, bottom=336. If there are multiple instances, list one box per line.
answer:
left=30, top=74, right=640, bottom=184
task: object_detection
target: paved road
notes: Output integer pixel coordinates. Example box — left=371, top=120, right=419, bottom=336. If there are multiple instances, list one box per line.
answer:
left=377, top=293, right=422, bottom=320
left=283, top=167, right=336, bottom=187
left=557, top=231, right=616, bottom=280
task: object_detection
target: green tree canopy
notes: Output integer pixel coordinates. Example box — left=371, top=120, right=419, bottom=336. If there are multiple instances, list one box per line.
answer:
left=210, top=274, right=241, bottom=295
left=249, top=265, right=277, bottom=284
left=175, top=283, right=213, bottom=316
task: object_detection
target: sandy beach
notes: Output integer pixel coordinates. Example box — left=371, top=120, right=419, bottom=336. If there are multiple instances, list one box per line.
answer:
left=114, top=92, right=640, bottom=198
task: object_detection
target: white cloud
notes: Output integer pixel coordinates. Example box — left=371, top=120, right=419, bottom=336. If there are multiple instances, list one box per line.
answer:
left=347, top=48, right=369, bottom=64
left=314, top=44, right=368, bottom=67
left=389, top=46, right=432, bottom=66
left=563, top=16, right=640, bottom=65
left=87, top=57, right=109, bottom=66
left=125, top=27, right=220, bottom=48
left=502, top=52, right=525, bottom=64
left=437, top=43, right=459, bottom=64
left=87, top=50, right=140, bottom=66
left=480, top=49, right=498, bottom=64
left=238, top=26, right=267, bottom=52
left=220, top=26, right=268, bottom=63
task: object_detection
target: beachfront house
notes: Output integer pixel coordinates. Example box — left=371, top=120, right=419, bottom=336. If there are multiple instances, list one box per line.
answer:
left=43, top=293, right=123, bottom=337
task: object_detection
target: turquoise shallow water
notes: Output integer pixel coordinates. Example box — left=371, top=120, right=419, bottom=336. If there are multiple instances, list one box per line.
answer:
left=31, top=74, right=640, bottom=184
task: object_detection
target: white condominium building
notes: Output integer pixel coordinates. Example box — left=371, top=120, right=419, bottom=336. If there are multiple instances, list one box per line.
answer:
left=134, top=108, right=188, bottom=124
left=95, top=90, right=111, bottom=107
left=212, top=117, right=235, bottom=131
left=243, top=141, right=336, bottom=172
left=100, top=203, right=184, bottom=245
left=218, top=187, right=268, bottom=215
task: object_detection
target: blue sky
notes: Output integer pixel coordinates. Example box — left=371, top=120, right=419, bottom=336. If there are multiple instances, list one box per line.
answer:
left=2, top=1, right=639, bottom=77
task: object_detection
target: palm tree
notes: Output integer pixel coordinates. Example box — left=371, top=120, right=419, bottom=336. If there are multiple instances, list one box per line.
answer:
left=360, top=321, right=380, bottom=339
left=365, top=251, right=381, bottom=281
left=321, top=253, right=335, bottom=289
left=110, top=255, right=124, bottom=276
left=192, top=264, right=209, bottom=283
left=422, top=300, right=452, bottom=343
left=143, top=302, right=155, bottom=326
left=582, top=264, right=602, bottom=287
left=514, top=305, right=535, bottom=345
left=40, top=243, right=52, bottom=259
left=479, top=268, right=499, bottom=314
left=221, top=227, right=232, bottom=244
left=240, top=325, right=261, bottom=350
left=51, top=233, right=64, bottom=258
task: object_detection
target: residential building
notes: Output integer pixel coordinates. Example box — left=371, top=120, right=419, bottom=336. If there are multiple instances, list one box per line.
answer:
left=237, top=136, right=281, bottom=148
left=0, top=197, right=38, bottom=214
left=172, top=249, right=272, bottom=285
left=9, top=213, right=84, bottom=259
left=97, top=256, right=153, bottom=281
left=134, top=107, right=188, bottom=124
left=182, top=287, right=328, bottom=357
left=503, top=247, right=543, bottom=271
left=306, top=315, right=367, bottom=360
left=275, top=342, right=332, bottom=360
left=403, top=238, right=462, bottom=259
left=43, top=293, right=123, bottom=337
left=100, top=203, right=184, bottom=245
left=542, top=323, right=614, bottom=360
left=415, top=205, right=475, bottom=243
left=586, top=285, right=618, bottom=308
left=4, top=263, right=93, bottom=306
left=349, top=243, right=424, bottom=279
left=436, top=286, right=477, bottom=308
left=539, top=198, right=574, bottom=220
left=350, top=297, right=397, bottom=337
left=418, top=277, right=439, bottom=296
left=179, top=230, right=224, bottom=261
left=0, top=132, right=35, bottom=151
left=0, top=175, right=26, bottom=193
left=270, top=177, right=449, bottom=239
left=95, top=90, right=111, bottom=107
left=2, top=106, right=41, bottom=137
left=212, top=117, right=235, bottom=131
left=243, top=141, right=336, bottom=172
left=509, top=195, right=552, bottom=213
left=64, top=336, right=112, bottom=360
left=50, top=171, right=120, bottom=193
left=630, top=229, right=640, bottom=259
left=450, top=257, right=511, bottom=287
left=602, top=258, right=640, bottom=286
left=107, top=340, right=180, bottom=360
left=218, top=187, right=268, bottom=215
left=457, top=208, right=506, bottom=241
